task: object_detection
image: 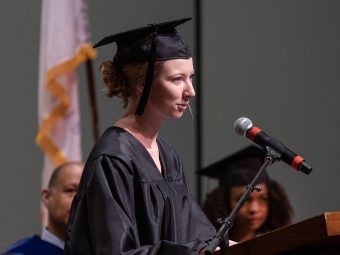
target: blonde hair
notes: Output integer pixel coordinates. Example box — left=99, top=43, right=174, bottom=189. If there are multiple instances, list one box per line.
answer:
left=99, top=61, right=164, bottom=108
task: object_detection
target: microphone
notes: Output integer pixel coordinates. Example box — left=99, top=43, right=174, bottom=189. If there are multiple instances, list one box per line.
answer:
left=234, top=117, right=312, bottom=175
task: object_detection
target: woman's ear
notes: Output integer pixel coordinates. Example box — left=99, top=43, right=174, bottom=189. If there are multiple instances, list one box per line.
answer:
left=137, top=84, right=144, bottom=95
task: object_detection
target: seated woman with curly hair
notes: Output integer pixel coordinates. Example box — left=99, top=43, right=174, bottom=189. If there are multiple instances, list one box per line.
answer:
left=199, top=145, right=294, bottom=243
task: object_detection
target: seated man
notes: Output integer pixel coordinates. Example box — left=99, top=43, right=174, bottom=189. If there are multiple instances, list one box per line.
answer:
left=1, top=161, right=84, bottom=255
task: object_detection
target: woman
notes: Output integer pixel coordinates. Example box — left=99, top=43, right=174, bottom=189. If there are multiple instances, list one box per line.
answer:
left=65, top=18, right=220, bottom=255
left=200, top=145, right=294, bottom=243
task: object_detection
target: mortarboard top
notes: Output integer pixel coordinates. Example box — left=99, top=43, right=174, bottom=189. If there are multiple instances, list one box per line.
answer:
left=197, top=145, right=269, bottom=188
left=93, top=18, right=192, bottom=116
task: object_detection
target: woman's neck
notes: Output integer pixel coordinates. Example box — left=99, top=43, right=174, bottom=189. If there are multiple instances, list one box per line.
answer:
left=115, top=114, right=161, bottom=148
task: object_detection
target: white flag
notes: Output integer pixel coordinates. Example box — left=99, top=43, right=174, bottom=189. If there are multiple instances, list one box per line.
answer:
left=36, top=0, right=97, bottom=225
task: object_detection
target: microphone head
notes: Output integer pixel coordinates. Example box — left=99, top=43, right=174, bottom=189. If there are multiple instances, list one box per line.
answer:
left=234, top=117, right=253, bottom=136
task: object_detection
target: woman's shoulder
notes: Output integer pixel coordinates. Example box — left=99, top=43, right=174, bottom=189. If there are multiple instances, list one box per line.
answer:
left=93, top=126, right=140, bottom=156
left=77, top=127, right=139, bottom=191
left=80, top=127, right=139, bottom=171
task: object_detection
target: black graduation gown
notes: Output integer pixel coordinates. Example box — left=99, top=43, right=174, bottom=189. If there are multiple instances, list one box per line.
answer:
left=65, top=127, right=215, bottom=255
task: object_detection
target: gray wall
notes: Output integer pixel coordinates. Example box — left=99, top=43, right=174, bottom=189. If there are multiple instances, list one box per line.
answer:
left=1, top=0, right=339, bottom=250
left=201, top=0, right=340, bottom=224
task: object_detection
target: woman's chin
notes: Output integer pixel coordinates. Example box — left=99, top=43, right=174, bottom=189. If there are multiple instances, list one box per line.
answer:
left=168, top=111, right=184, bottom=119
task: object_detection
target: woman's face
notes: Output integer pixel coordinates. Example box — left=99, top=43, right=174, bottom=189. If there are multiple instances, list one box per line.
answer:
left=146, top=58, right=195, bottom=119
left=229, top=183, right=269, bottom=232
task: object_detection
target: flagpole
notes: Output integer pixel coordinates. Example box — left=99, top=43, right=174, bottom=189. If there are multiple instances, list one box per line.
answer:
left=85, top=59, right=100, bottom=143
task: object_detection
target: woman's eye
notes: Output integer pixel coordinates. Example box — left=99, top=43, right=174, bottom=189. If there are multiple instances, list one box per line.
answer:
left=174, top=77, right=182, bottom=82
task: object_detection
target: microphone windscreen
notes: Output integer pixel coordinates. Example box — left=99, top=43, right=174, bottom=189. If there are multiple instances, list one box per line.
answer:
left=234, top=117, right=253, bottom=136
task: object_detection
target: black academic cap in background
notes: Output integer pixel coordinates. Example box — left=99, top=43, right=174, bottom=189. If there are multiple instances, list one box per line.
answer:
left=197, top=145, right=270, bottom=188
left=93, top=18, right=192, bottom=116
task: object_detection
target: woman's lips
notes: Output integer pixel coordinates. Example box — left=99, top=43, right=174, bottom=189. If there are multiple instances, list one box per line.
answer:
left=177, top=104, right=187, bottom=110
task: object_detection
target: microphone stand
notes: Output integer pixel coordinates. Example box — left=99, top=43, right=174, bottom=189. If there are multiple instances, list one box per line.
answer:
left=204, top=145, right=283, bottom=255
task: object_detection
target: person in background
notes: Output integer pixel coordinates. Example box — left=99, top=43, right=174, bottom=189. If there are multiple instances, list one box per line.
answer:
left=198, top=145, right=294, bottom=243
left=1, top=161, right=84, bottom=255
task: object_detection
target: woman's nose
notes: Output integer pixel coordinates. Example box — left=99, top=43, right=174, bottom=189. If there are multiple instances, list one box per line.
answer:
left=184, top=82, right=195, bottom=98
left=249, top=201, right=260, bottom=213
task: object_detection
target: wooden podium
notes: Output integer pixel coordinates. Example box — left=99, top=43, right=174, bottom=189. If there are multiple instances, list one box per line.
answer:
left=219, top=212, right=340, bottom=255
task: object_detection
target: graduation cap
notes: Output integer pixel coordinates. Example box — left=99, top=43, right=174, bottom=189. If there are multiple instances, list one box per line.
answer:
left=93, top=18, right=192, bottom=116
left=197, top=145, right=269, bottom=188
